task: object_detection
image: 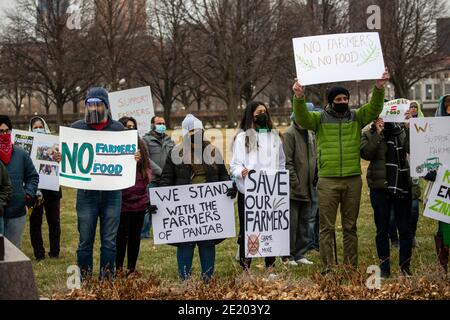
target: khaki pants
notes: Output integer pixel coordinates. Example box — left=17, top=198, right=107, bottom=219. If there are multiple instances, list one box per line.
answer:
left=317, top=176, right=362, bottom=270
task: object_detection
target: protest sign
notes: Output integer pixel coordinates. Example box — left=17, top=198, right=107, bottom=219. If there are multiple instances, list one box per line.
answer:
left=11, top=130, right=60, bottom=191
left=380, top=99, right=410, bottom=123
left=244, top=170, right=290, bottom=258
left=424, top=166, right=450, bottom=224
left=410, top=117, right=450, bottom=177
left=59, top=127, right=137, bottom=190
left=149, top=181, right=236, bottom=244
left=109, top=86, right=155, bottom=136
left=293, top=32, right=385, bottom=85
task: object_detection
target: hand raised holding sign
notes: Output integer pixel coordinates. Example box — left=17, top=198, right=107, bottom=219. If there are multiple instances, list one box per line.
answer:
left=292, top=78, right=305, bottom=99
left=375, top=67, right=390, bottom=89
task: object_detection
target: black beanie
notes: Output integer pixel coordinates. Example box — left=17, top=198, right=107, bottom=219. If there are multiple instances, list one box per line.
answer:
left=327, top=86, right=350, bottom=105
left=0, top=115, right=12, bottom=130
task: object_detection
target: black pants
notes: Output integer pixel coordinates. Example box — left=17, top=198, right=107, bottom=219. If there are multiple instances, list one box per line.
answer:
left=30, top=198, right=61, bottom=259
left=237, top=192, right=275, bottom=270
left=115, top=211, right=146, bottom=272
left=369, top=189, right=413, bottom=273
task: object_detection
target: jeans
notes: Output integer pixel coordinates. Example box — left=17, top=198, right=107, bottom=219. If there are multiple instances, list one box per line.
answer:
left=388, top=207, right=399, bottom=244
left=370, top=189, right=413, bottom=273
left=76, top=190, right=121, bottom=280
left=289, top=199, right=310, bottom=261
left=141, top=182, right=158, bottom=238
left=30, top=198, right=61, bottom=259
left=116, top=211, right=146, bottom=272
left=3, top=215, right=27, bottom=248
left=177, top=241, right=216, bottom=282
left=307, top=186, right=319, bottom=251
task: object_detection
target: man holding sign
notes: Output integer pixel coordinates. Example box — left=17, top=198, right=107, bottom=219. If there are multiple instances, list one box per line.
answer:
left=292, top=69, right=389, bottom=272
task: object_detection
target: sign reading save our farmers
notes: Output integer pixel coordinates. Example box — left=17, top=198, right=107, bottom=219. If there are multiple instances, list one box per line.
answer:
left=380, top=99, right=410, bottom=123
left=109, top=86, right=155, bottom=137
left=59, top=127, right=138, bottom=190
left=149, top=182, right=236, bottom=244
left=245, top=170, right=290, bottom=258
left=409, top=117, right=450, bottom=177
left=424, top=166, right=450, bottom=224
left=292, top=32, right=385, bottom=85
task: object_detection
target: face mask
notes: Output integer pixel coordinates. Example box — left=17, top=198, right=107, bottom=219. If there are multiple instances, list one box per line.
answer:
left=155, top=124, right=166, bottom=134
left=33, top=128, right=46, bottom=134
left=333, top=103, right=349, bottom=114
left=254, top=113, right=269, bottom=128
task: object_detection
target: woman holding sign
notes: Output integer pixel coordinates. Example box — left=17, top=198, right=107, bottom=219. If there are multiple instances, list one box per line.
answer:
left=230, top=101, right=286, bottom=272
left=159, top=114, right=236, bottom=282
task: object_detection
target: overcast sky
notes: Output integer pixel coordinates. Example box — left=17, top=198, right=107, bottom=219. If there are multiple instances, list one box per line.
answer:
left=0, top=0, right=16, bottom=19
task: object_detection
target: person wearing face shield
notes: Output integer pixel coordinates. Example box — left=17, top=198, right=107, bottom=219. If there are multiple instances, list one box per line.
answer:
left=292, top=69, right=390, bottom=273
left=157, top=114, right=236, bottom=283
left=28, top=116, right=63, bottom=261
left=71, top=87, right=130, bottom=280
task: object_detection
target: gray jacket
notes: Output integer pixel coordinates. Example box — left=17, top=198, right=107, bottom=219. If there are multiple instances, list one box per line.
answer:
left=142, top=131, right=175, bottom=184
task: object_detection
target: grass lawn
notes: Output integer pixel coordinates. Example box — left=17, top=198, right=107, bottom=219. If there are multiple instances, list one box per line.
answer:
left=19, top=159, right=445, bottom=299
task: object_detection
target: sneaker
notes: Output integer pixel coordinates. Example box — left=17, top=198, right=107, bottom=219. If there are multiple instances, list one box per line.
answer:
left=288, top=260, right=298, bottom=266
left=267, top=273, right=278, bottom=281
left=296, top=258, right=314, bottom=265
left=401, top=267, right=413, bottom=277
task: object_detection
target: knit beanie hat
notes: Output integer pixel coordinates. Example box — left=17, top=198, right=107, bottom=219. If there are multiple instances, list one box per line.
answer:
left=0, top=115, right=12, bottom=130
left=181, top=114, right=203, bottom=135
left=327, top=86, right=350, bottom=105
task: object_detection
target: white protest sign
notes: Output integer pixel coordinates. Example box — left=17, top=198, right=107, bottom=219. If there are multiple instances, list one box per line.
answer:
left=410, top=117, right=450, bottom=177
left=149, top=181, right=236, bottom=244
left=293, top=32, right=385, bottom=85
left=59, top=127, right=137, bottom=190
left=11, top=130, right=60, bottom=191
left=109, top=86, right=155, bottom=137
left=380, top=99, right=410, bottom=123
left=423, top=166, right=450, bottom=224
left=245, top=170, right=290, bottom=258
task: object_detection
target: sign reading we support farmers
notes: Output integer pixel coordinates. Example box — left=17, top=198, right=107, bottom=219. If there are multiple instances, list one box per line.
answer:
left=245, top=170, right=290, bottom=258
left=380, top=99, right=411, bottom=123
left=424, top=166, right=450, bottom=224
left=149, top=182, right=236, bottom=244
left=109, top=86, right=155, bottom=137
left=293, top=32, right=385, bottom=85
left=410, top=117, right=450, bottom=177
left=11, top=129, right=60, bottom=191
left=59, top=127, right=137, bottom=190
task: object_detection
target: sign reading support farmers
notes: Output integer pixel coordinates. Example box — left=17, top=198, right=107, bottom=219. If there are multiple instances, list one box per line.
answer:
left=109, top=86, right=155, bottom=137
left=292, top=32, right=385, bottom=85
left=149, top=182, right=236, bottom=244
left=59, top=127, right=137, bottom=190
left=410, top=117, right=450, bottom=177
left=380, top=99, right=411, bottom=123
left=424, top=166, right=450, bottom=224
left=245, top=170, right=290, bottom=258
left=11, top=129, right=60, bottom=191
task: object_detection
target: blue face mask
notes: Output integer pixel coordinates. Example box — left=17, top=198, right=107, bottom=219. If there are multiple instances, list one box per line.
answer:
left=155, top=124, right=166, bottom=134
left=33, top=128, right=46, bottom=134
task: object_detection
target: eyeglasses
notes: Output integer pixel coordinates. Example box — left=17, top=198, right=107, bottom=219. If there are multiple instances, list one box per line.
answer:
left=0, top=129, right=11, bottom=134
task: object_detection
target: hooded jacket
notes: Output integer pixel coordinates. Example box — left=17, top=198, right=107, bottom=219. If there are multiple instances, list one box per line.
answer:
left=435, top=95, right=450, bottom=117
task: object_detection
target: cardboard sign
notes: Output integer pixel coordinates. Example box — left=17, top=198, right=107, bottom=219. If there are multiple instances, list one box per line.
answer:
left=380, top=99, right=410, bottom=123
left=293, top=32, right=385, bottom=85
left=149, top=182, right=236, bottom=244
left=409, top=117, right=450, bottom=177
left=11, top=130, right=60, bottom=191
left=245, top=170, right=290, bottom=258
left=109, top=86, right=155, bottom=137
left=424, top=166, right=450, bottom=224
left=59, top=127, right=137, bottom=190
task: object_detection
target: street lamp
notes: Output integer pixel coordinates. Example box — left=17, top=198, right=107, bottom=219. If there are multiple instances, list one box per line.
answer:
left=119, top=78, right=126, bottom=90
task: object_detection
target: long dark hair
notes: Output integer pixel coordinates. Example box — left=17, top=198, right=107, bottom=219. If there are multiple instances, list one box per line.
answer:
left=118, top=116, right=151, bottom=184
left=238, top=101, right=274, bottom=131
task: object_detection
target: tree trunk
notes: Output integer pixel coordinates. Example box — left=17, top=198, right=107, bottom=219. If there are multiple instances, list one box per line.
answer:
left=56, top=101, right=64, bottom=126
left=163, top=99, right=172, bottom=129
left=227, top=93, right=240, bottom=128
left=72, top=98, right=78, bottom=114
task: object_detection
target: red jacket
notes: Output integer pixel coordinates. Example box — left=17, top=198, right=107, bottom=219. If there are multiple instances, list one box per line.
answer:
left=121, top=168, right=151, bottom=213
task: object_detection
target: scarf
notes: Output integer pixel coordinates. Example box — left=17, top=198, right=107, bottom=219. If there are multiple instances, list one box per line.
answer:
left=0, top=134, right=12, bottom=165
left=384, top=125, right=409, bottom=197
left=90, top=119, right=109, bottom=131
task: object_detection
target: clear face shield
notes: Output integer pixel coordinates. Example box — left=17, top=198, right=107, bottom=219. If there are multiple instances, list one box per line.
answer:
left=85, top=98, right=108, bottom=124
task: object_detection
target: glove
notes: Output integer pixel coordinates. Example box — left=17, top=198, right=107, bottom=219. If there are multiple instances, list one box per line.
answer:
left=226, top=182, right=238, bottom=199
left=25, top=194, right=36, bottom=208
left=148, top=205, right=158, bottom=215
left=424, top=170, right=437, bottom=182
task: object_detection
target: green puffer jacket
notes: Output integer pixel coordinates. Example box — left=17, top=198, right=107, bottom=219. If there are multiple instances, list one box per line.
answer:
left=360, top=125, right=410, bottom=190
left=293, top=86, right=385, bottom=178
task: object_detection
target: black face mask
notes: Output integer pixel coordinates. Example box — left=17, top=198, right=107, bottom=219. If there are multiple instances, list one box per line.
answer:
left=254, top=113, right=269, bottom=128
left=333, top=103, right=349, bottom=114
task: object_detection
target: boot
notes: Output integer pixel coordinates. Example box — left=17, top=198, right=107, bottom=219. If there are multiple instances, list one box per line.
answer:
left=434, top=235, right=449, bottom=273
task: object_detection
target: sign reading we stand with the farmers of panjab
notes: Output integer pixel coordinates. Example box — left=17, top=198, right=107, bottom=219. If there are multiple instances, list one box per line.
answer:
left=293, top=32, right=385, bottom=85
left=109, top=86, right=155, bottom=137
left=245, top=170, right=290, bottom=258
left=149, top=181, right=236, bottom=244
left=59, top=127, right=138, bottom=190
